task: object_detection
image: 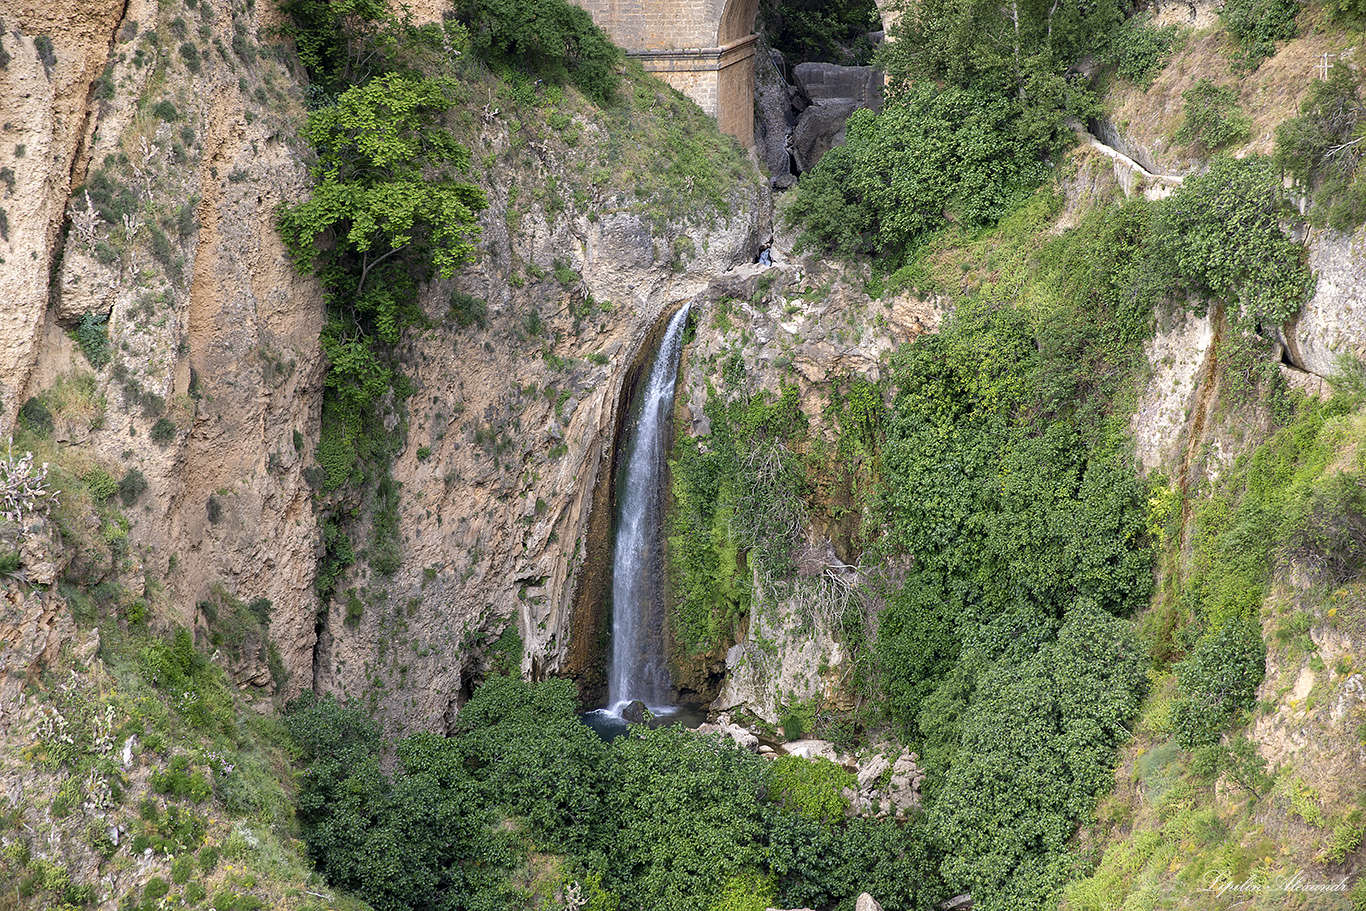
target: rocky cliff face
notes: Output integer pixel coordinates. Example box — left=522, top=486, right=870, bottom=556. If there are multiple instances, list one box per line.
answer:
left=2, top=0, right=770, bottom=736
left=4, top=0, right=327, bottom=700
left=318, top=170, right=769, bottom=731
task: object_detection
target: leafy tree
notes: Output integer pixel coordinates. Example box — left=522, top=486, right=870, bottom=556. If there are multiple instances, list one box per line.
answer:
left=757, top=0, right=881, bottom=66
left=930, top=604, right=1145, bottom=911
left=786, top=84, right=1047, bottom=264
left=604, top=726, right=768, bottom=911
left=1151, top=155, right=1312, bottom=327
left=454, top=0, right=621, bottom=104
left=278, top=72, right=486, bottom=352
left=449, top=677, right=611, bottom=853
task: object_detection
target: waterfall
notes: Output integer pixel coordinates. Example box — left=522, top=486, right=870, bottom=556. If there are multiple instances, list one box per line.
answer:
left=606, top=303, right=691, bottom=715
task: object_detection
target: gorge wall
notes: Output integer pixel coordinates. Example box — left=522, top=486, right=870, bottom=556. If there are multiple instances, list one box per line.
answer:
left=1, top=0, right=771, bottom=738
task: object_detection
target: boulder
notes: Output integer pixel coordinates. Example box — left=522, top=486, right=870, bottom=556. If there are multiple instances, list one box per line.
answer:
left=697, top=720, right=761, bottom=752
left=784, top=738, right=841, bottom=762
left=792, top=63, right=882, bottom=110
left=787, top=64, right=884, bottom=172
left=791, top=100, right=861, bottom=173
left=855, top=895, right=885, bottom=911
left=620, top=700, right=649, bottom=724
left=856, top=753, right=890, bottom=790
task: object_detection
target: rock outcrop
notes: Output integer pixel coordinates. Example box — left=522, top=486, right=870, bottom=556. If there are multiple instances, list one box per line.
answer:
left=789, top=63, right=881, bottom=173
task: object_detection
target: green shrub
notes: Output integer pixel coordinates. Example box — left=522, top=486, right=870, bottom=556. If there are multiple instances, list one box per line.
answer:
left=758, top=0, right=879, bottom=66
left=1151, top=155, right=1312, bottom=326
left=1171, top=618, right=1266, bottom=749
left=1105, top=15, right=1178, bottom=87
left=75, top=311, right=111, bottom=369
left=1175, top=79, right=1251, bottom=152
left=1280, top=471, right=1366, bottom=585
left=118, top=468, right=148, bottom=506
left=344, top=589, right=363, bottom=627
left=33, top=35, right=55, bottom=69
left=151, top=417, right=177, bottom=445
left=151, top=100, right=179, bottom=121
left=455, top=0, right=622, bottom=104
left=1221, top=0, right=1297, bottom=70
left=179, top=41, right=201, bottom=73
left=83, top=467, right=117, bottom=501
left=151, top=755, right=212, bottom=801
left=767, top=756, right=854, bottom=825
left=449, top=290, right=488, bottom=329
left=17, top=397, right=54, bottom=437
left=786, top=83, right=1047, bottom=265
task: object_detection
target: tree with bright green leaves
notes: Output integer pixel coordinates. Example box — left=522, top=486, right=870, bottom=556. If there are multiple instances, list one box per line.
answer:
left=278, top=72, right=486, bottom=346
left=1151, top=155, right=1312, bottom=327
left=785, top=84, right=1046, bottom=263
left=453, top=0, right=621, bottom=104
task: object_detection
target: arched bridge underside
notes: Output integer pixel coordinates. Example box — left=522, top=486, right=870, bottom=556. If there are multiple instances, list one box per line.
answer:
left=571, top=0, right=761, bottom=146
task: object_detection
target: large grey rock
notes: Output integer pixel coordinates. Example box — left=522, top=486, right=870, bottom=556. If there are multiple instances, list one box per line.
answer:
left=756, top=44, right=798, bottom=178
left=856, top=753, right=891, bottom=790
left=855, top=894, right=884, bottom=911
left=697, top=720, right=760, bottom=751
left=784, top=739, right=841, bottom=762
left=791, top=100, right=861, bottom=173
left=786, top=64, right=883, bottom=172
left=1279, top=222, right=1366, bottom=379
left=793, top=63, right=882, bottom=110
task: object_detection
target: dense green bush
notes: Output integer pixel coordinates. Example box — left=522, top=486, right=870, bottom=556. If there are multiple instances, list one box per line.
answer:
left=454, top=0, right=621, bottom=104
left=17, top=397, right=54, bottom=437
left=1220, top=0, right=1297, bottom=70
left=767, top=755, right=855, bottom=825
left=1104, top=15, right=1178, bottom=87
left=758, top=0, right=880, bottom=66
left=931, top=605, right=1145, bottom=911
left=150, top=417, right=177, bottom=445
left=1175, top=79, right=1251, bottom=152
left=1170, top=618, right=1265, bottom=749
left=75, top=311, right=111, bottom=369
left=118, top=467, right=148, bottom=506
left=288, top=678, right=945, bottom=911
left=1151, top=155, right=1312, bottom=326
left=786, top=84, right=1047, bottom=264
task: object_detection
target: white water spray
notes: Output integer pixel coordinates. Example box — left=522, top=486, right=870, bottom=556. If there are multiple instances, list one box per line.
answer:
left=606, top=304, right=691, bottom=715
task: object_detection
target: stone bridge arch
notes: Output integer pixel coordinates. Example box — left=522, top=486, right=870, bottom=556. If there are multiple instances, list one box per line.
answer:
left=570, top=0, right=761, bottom=146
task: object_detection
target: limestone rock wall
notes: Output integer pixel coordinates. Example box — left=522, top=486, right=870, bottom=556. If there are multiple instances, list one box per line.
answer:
left=9, top=0, right=329, bottom=695
left=0, top=0, right=129, bottom=421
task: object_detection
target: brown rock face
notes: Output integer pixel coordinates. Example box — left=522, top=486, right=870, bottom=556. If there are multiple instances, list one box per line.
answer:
left=0, top=0, right=129, bottom=419
left=9, top=0, right=771, bottom=738
left=12, top=0, right=327, bottom=696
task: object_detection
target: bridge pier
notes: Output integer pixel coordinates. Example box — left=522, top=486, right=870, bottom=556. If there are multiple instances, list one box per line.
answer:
left=628, top=35, right=757, bottom=146
left=569, top=0, right=761, bottom=148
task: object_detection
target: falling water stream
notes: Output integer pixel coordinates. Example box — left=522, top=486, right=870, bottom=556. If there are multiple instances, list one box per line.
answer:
left=603, top=303, right=692, bottom=717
